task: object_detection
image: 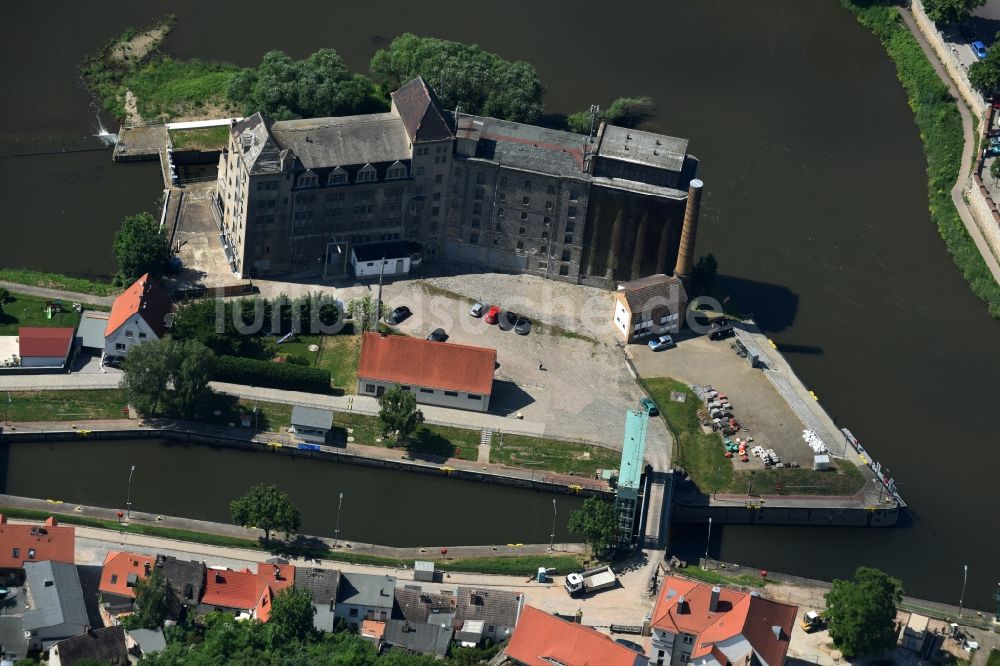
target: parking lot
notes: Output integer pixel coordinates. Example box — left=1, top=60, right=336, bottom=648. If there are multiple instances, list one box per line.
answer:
left=631, top=332, right=819, bottom=468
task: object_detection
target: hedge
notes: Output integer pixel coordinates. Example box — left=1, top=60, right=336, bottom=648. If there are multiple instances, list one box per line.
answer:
left=213, top=355, right=331, bottom=393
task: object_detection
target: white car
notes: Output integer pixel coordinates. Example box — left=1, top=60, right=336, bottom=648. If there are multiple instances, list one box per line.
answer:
left=470, top=302, right=487, bottom=317
left=648, top=335, right=675, bottom=351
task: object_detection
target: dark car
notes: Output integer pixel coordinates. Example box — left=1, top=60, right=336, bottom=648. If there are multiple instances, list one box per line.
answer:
left=498, top=310, right=518, bottom=331
left=102, top=355, right=125, bottom=369
left=386, top=305, right=411, bottom=325
left=514, top=318, right=532, bottom=335
left=427, top=328, right=448, bottom=342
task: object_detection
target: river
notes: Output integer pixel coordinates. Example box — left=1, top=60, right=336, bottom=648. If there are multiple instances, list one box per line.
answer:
left=0, top=1, right=998, bottom=608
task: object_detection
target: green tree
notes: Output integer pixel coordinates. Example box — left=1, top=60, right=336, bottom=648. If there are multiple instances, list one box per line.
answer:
left=825, top=566, right=903, bottom=659
left=130, top=566, right=175, bottom=629
left=121, top=338, right=173, bottom=415
left=991, top=158, right=1000, bottom=184
left=348, top=295, right=384, bottom=332
left=567, top=96, right=656, bottom=134
left=266, top=587, right=316, bottom=646
left=230, top=484, right=301, bottom=543
left=567, top=497, right=619, bottom=558
left=923, top=0, right=986, bottom=24
left=377, top=385, right=424, bottom=447
left=969, top=41, right=1000, bottom=94
left=113, top=212, right=170, bottom=283
left=172, top=339, right=215, bottom=418
left=0, top=287, right=9, bottom=304
left=691, top=253, right=719, bottom=292
left=370, top=33, right=545, bottom=123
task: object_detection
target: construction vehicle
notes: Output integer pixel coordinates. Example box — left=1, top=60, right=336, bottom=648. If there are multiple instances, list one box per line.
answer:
left=564, top=565, right=617, bottom=596
left=800, top=610, right=826, bottom=632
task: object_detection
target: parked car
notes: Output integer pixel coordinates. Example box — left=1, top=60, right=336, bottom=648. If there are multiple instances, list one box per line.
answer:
left=648, top=335, right=674, bottom=351
left=427, top=328, right=448, bottom=342
left=639, top=397, right=659, bottom=416
left=484, top=306, right=501, bottom=324
left=470, top=302, right=488, bottom=318
left=499, top=310, right=518, bottom=331
left=386, top=305, right=412, bottom=325
left=102, top=355, right=125, bottom=369
left=514, top=317, right=532, bottom=335
left=972, top=40, right=988, bottom=60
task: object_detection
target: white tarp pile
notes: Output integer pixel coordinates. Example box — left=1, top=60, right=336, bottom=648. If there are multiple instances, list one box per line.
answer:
left=802, top=429, right=828, bottom=454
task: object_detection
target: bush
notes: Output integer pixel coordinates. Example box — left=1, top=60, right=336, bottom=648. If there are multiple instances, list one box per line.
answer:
left=213, top=355, right=330, bottom=393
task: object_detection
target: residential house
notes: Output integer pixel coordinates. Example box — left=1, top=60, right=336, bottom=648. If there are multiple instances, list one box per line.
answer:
left=99, top=551, right=154, bottom=613
left=294, top=567, right=342, bottom=632
left=218, top=77, right=704, bottom=291
left=17, top=327, right=75, bottom=368
left=49, top=625, right=128, bottom=666
left=502, top=604, right=648, bottom=666
left=0, top=515, right=75, bottom=583
left=125, top=627, right=167, bottom=660
left=289, top=406, right=335, bottom=444
left=393, top=587, right=456, bottom=628
left=454, top=587, right=523, bottom=646
left=103, top=274, right=172, bottom=358
left=154, top=554, right=206, bottom=609
left=335, top=572, right=396, bottom=631
left=199, top=563, right=295, bottom=622
left=356, top=332, right=496, bottom=412
left=22, top=561, right=89, bottom=652
left=613, top=274, right=688, bottom=343
left=383, top=619, right=453, bottom=659
left=649, top=577, right=797, bottom=666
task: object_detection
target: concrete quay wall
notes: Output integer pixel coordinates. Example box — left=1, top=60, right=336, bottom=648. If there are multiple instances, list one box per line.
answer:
left=672, top=501, right=899, bottom=527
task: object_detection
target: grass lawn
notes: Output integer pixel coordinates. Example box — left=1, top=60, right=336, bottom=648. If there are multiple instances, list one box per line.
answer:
left=490, top=433, right=620, bottom=476
left=267, top=332, right=362, bottom=393
left=169, top=126, right=230, bottom=151
left=986, top=649, right=999, bottom=666
left=5, top=390, right=128, bottom=422
left=203, top=395, right=294, bottom=431
left=0, top=269, right=118, bottom=297
left=123, top=57, right=238, bottom=119
left=333, top=411, right=479, bottom=462
left=645, top=377, right=866, bottom=497
left=0, top=294, right=83, bottom=335
left=675, top=566, right=775, bottom=588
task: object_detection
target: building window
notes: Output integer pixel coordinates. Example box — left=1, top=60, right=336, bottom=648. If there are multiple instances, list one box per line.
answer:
left=499, top=192, right=506, bottom=202
left=474, top=189, right=484, bottom=201
left=565, top=220, right=575, bottom=232
left=468, top=394, right=481, bottom=400
left=516, top=241, right=524, bottom=250
left=564, top=234, right=573, bottom=244
left=497, top=208, right=505, bottom=217
left=28, top=548, right=35, bottom=559
left=518, top=227, right=526, bottom=235
left=470, top=232, right=479, bottom=243
left=682, top=635, right=695, bottom=645
left=540, top=246, right=547, bottom=254
left=559, top=264, right=569, bottom=276
left=546, top=184, right=556, bottom=195
left=11, top=547, right=19, bottom=558
left=524, top=179, right=532, bottom=191
left=500, top=176, right=507, bottom=185
left=400, top=386, right=410, bottom=391
left=444, top=391, right=458, bottom=397
left=115, top=343, right=126, bottom=352
left=541, top=231, right=549, bottom=240
left=568, top=206, right=578, bottom=218
left=545, top=201, right=553, bottom=211
left=125, top=330, right=133, bottom=338
left=420, top=388, right=434, bottom=394
left=349, top=608, right=359, bottom=618
left=520, top=211, right=528, bottom=221
left=365, top=384, right=376, bottom=393
left=471, top=217, right=480, bottom=228
left=569, top=188, right=578, bottom=201
left=416, top=167, right=425, bottom=176
left=562, top=249, right=572, bottom=261
left=538, top=261, right=547, bottom=269
left=138, top=332, right=147, bottom=340
left=435, top=174, right=443, bottom=184
left=522, top=196, right=530, bottom=205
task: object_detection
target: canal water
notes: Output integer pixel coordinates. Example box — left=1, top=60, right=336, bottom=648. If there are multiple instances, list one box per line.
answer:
left=0, top=438, right=584, bottom=547
left=1, top=1, right=999, bottom=606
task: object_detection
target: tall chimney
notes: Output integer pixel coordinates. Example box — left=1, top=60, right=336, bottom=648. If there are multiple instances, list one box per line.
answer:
left=709, top=586, right=721, bottom=612
left=674, top=178, right=704, bottom=281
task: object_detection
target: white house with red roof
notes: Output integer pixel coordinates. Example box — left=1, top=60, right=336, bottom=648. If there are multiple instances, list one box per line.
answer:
left=503, top=605, right=648, bottom=666
left=649, top=577, right=797, bottom=666
left=103, top=274, right=172, bottom=358
left=17, top=327, right=75, bottom=368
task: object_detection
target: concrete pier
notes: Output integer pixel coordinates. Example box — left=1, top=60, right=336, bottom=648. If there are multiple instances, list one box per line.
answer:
left=112, top=124, right=167, bottom=162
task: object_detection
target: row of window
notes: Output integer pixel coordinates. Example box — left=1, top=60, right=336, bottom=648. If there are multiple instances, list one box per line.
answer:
left=471, top=172, right=580, bottom=199
left=366, top=384, right=482, bottom=400
left=297, top=163, right=410, bottom=189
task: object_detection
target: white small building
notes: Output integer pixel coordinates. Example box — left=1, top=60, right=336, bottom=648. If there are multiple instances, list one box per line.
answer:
left=103, top=274, right=172, bottom=358
left=17, top=327, right=74, bottom=368
left=356, top=332, right=496, bottom=413
left=289, top=406, right=334, bottom=444
left=351, top=241, right=421, bottom=278
left=613, top=274, right=688, bottom=343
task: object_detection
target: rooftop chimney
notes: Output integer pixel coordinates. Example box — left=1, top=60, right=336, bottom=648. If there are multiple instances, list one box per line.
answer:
left=673, top=178, right=704, bottom=283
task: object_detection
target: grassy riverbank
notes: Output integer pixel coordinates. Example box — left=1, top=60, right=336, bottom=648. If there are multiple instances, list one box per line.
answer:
left=0, top=293, right=82, bottom=335
left=841, top=0, right=1000, bottom=318
left=645, top=378, right=867, bottom=497
left=0, top=505, right=583, bottom=575
left=3, top=391, right=127, bottom=422
left=0, top=269, right=117, bottom=297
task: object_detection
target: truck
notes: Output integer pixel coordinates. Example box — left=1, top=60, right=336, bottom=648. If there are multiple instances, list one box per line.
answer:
left=800, top=610, right=825, bottom=632
left=564, top=565, right=618, bottom=596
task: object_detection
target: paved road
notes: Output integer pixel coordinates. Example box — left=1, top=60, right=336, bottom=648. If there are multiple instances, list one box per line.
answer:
left=900, top=7, right=1000, bottom=283
left=0, top=280, right=115, bottom=307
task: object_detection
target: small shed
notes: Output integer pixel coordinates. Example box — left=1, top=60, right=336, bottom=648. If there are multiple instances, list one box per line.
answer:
left=351, top=241, right=421, bottom=278
left=813, top=454, right=831, bottom=471
left=901, top=613, right=930, bottom=652
left=18, top=327, right=75, bottom=368
left=413, top=561, right=436, bottom=583
left=75, top=311, right=110, bottom=355
left=290, top=406, right=334, bottom=444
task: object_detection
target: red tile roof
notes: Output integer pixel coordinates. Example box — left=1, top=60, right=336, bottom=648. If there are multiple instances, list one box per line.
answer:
left=17, top=327, right=74, bottom=358
left=99, top=551, right=155, bottom=599
left=391, top=77, right=454, bottom=143
left=105, top=274, right=172, bottom=338
left=506, top=605, right=645, bottom=666
left=357, top=332, right=496, bottom=396
left=0, top=516, right=74, bottom=569
left=202, top=568, right=261, bottom=611
left=652, top=577, right=797, bottom=666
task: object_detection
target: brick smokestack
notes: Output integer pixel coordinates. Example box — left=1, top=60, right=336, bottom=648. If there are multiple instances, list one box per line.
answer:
left=673, top=178, right=704, bottom=281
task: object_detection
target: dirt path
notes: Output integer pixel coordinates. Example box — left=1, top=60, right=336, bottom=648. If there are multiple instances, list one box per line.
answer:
left=899, top=7, right=1000, bottom=283
left=0, top=280, right=114, bottom=306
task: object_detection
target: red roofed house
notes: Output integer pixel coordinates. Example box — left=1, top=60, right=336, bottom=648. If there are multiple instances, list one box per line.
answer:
left=504, top=605, right=648, bottom=666
left=0, top=515, right=74, bottom=580
left=103, top=274, right=172, bottom=358
left=649, top=577, right=797, bottom=666
left=99, top=551, right=155, bottom=612
left=356, top=332, right=496, bottom=412
left=201, top=563, right=295, bottom=622
left=17, top=327, right=75, bottom=368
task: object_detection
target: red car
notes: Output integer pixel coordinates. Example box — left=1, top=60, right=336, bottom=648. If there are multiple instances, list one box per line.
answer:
left=484, top=306, right=500, bottom=324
